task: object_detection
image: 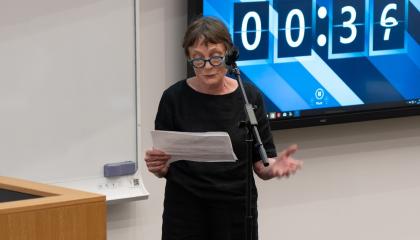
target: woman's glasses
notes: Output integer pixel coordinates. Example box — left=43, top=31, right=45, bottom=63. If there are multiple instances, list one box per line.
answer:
left=189, top=56, right=225, bottom=68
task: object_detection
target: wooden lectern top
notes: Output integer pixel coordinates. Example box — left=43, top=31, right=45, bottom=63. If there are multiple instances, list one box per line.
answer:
left=0, top=176, right=105, bottom=214
left=0, top=176, right=106, bottom=240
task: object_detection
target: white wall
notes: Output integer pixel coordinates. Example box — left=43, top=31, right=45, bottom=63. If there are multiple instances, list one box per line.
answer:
left=109, top=0, right=420, bottom=239
left=258, top=117, right=420, bottom=240
left=107, top=1, right=187, bottom=239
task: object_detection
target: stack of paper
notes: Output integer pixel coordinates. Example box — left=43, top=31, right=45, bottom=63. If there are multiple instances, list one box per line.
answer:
left=151, top=130, right=238, bottom=164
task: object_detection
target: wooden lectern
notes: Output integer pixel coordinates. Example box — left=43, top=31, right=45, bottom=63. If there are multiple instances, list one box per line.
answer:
left=0, top=176, right=106, bottom=240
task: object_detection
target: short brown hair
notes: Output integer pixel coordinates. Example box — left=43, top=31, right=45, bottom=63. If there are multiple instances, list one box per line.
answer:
left=182, top=16, right=233, bottom=57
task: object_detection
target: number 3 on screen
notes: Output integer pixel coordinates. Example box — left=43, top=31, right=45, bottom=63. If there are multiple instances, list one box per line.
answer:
left=328, top=0, right=367, bottom=58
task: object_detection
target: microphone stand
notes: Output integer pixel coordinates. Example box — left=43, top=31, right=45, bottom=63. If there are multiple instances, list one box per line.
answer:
left=228, top=62, right=269, bottom=240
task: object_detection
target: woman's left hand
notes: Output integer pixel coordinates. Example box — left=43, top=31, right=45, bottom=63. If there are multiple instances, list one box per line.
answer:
left=270, top=144, right=303, bottom=178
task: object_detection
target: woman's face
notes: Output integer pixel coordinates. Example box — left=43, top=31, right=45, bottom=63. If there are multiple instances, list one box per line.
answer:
left=188, top=38, right=227, bottom=87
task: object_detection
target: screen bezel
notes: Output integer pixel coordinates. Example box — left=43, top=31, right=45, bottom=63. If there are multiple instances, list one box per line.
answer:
left=187, top=0, right=420, bottom=129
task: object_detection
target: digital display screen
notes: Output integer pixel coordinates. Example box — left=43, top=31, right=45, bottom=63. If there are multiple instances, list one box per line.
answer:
left=200, top=0, right=420, bottom=128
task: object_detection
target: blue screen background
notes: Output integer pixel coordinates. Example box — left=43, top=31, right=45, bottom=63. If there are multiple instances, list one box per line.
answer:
left=203, top=0, right=420, bottom=120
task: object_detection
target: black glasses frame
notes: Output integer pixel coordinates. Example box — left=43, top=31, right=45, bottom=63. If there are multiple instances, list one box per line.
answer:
left=188, top=56, right=225, bottom=68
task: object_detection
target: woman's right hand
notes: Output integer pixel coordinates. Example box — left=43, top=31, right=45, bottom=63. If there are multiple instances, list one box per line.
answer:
left=144, top=148, right=171, bottom=178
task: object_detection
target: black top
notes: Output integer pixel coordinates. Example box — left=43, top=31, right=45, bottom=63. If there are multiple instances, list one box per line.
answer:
left=155, top=79, right=277, bottom=202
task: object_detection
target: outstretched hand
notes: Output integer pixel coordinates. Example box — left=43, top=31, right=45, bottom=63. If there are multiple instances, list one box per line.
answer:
left=270, top=144, right=303, bottom=178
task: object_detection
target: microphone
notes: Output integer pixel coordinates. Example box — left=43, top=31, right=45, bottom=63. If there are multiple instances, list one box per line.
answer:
left=224, top=46, right=239, bottom=66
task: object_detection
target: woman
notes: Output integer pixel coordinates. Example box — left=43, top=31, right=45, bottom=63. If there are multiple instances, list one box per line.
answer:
left=145, top=16, right=303, bottom=240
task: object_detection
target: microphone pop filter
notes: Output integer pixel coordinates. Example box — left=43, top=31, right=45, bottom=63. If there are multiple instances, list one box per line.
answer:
left=224, top=46, right=239, bottom=66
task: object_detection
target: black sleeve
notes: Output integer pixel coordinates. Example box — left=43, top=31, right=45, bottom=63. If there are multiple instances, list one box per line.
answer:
left=252, top=88, right=277, bottom=162
left=154, top=90, right=175, bottom=131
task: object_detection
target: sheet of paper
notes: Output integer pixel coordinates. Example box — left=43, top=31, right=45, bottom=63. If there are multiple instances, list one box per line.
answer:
left=151, top=130, right=238, bottom=164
